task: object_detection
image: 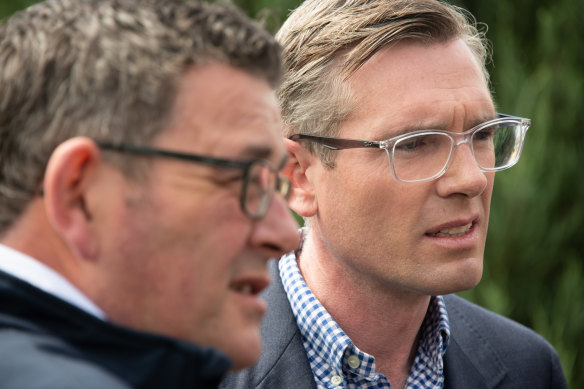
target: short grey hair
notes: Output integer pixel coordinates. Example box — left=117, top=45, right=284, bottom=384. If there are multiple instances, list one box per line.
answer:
left=276, top=0, right=490, bottom=167
left=0, top=0, right=281, bottom=234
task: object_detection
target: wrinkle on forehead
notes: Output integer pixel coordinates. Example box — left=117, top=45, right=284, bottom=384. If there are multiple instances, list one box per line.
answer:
left=156, top=63, right=284, bottom=163
left=342, top=39, right=495, bottom=139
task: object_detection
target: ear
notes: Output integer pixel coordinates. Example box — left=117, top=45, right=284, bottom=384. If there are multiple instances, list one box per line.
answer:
left=282, top=138, right=318, bottom=218
left=43, top=137, right=101, bottom=260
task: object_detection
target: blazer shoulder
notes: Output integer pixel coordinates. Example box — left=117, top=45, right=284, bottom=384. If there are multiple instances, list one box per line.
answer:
left=445, top=294, right=552, bottom=349
left=444, top=294, right=567, bottom=389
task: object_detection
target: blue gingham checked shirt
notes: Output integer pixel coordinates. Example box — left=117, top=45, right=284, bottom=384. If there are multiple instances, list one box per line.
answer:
left=280, top=251, right=451, bottom=389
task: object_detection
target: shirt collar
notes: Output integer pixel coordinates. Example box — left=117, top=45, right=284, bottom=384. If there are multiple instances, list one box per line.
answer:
left=0, top=244, right=106, bottom=319
left=280, top=238, right=450, bottom=387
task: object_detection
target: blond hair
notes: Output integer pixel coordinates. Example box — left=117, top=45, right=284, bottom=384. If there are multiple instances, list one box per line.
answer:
left=276, top=0, right=490, bottom=167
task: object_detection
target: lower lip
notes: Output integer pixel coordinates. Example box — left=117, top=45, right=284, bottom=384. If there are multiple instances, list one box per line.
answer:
left=424, top=222, right=480, bottom=250
left=231, top=290, right=267, bottom=316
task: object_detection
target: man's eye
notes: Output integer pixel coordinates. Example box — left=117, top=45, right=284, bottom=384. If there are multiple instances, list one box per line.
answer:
left=403, top=139, right=422, bottom=150
left=475, top=126, right=496, bottom=141
left=395, top=136, right=427, bottom=152
left=216, top=173, right=244, bottom=187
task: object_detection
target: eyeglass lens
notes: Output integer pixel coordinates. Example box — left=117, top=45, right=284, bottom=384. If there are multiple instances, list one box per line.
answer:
left=243, top=160, right=277, bottom=218
left=390, top=122, right=523, bottom=182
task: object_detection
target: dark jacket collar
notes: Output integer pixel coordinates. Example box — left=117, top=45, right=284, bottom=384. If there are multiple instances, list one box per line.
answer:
left=0, top=270, right=231, bottom=388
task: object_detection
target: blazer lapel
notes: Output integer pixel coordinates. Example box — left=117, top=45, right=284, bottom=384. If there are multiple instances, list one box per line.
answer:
left=443, top=295, right=508, bottom=389
left=444, top=338, right=491, bottom=389
left=243, top=259, right=316, bottom=389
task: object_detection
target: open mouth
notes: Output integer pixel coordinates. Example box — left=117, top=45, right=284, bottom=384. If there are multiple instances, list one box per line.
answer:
left=426, top=221, right=473, bottom=238
left=229, top=278, right=269, bottom=296
left=230, top=282, right=253, bottom=295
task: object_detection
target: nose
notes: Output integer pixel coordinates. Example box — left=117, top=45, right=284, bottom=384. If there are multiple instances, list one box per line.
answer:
left=436, top=141, right=489, bottom=198
left=250, top=194, right=300, bottom=258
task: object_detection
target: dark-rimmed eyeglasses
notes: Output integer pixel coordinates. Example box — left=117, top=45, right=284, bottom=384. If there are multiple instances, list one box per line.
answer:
left=95, top=142, right=291, bottom=219
left=290, top=113, right=531, bottom=183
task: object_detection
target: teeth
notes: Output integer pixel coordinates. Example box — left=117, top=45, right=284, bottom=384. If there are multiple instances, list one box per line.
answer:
left=430, top=222, right=472, bottom=237
left=232, top=283, right=252, bottom=294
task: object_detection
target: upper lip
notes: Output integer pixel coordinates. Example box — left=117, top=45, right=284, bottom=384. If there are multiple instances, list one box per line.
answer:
left=425, top=216, right=479, bottom=235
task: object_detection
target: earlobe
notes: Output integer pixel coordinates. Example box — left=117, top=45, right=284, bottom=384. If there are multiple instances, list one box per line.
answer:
left=283, top=138, right=318, bottom=218
left=43, top=137, right=100, bottom=260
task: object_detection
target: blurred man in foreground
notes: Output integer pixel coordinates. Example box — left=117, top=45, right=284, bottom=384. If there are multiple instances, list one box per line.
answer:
left=222, top=0, right=566, bottom=388
left=0, top=0, right=298, bottom=387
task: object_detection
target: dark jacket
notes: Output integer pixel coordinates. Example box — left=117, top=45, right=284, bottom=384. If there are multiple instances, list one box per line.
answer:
left=221, top=260, right=567, bottom=389
left=0, top=270, right=231, bottom=389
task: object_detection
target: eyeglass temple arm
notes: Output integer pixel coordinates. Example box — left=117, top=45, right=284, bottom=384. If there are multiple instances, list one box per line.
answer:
left=289, top=134, right=383, bottom=150
left=497, top=113, right=531, bottom=126
left=95, top=141, right=252, bottom=169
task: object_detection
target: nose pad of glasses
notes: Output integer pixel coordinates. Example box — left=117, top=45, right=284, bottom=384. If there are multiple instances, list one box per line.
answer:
left=450, top=138, right=481, bottom=171
left=454, top=138, right=471, bottom=147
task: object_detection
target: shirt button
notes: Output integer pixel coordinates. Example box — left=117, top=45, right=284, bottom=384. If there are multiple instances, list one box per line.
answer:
left=347, top=355, right=361, bottom=369
left=330, top=375, right=343, bottom=386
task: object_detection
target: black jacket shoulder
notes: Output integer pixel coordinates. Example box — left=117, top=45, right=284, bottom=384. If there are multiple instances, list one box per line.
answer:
left=0, top=270, right=231, bottom=389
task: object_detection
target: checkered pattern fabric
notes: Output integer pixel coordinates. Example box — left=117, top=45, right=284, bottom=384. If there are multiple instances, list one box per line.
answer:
left=280, top=251, right=450, bottom=389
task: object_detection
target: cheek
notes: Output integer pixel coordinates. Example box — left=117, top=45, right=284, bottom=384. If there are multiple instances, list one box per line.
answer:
left=134, top=223, right=251, bottom=336
left=318, top=164, right=386, bottom=216
left=149, top=184, right=248, bottom=250
left=317, top=175, right=425, bottom=260
left=112, top=191, right=250, bottom=294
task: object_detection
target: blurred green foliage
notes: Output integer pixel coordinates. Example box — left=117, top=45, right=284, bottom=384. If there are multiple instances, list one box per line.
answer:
left=451, top=1, right=584, bottom=387
left=2, top=0, right=582, bottom=387
left=0, top=1, right=38, bottom=16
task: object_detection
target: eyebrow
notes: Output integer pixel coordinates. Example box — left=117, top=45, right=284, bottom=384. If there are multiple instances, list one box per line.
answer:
left=467, top=113, right=499, bottom=128
left=239, top=145, right=288, bottom=170
left=238, top=145, right=273, bottom=160
left=377, top=113, right=499, bottom=140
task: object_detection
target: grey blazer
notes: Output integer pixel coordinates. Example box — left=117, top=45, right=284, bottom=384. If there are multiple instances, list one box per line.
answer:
left=221, top=261, right=567, bottom=389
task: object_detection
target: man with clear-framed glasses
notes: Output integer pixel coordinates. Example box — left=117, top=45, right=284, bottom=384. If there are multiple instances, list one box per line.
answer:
left=0, top=0, right=299, bottom=387
left=289, top=113, right=530, bottom=183
left=221, top=0, right=567, bottom=388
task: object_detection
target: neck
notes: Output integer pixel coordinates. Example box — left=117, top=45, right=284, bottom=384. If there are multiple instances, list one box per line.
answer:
left=1, top=201, right=89, bottom=295
left=298, top=229, right=431, bottom=382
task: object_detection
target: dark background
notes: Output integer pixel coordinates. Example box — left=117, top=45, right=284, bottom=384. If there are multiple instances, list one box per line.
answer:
left=2, top=0, right=582, bottom=387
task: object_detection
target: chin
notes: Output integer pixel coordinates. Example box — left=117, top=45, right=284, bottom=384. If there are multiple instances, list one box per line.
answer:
left=225, top=333, right=263, bottom=370
left=445, top=264, right=483, bottom=294
left=451, top=276, right=482, bottom=293
left=427, top=259, right=484, bottom=295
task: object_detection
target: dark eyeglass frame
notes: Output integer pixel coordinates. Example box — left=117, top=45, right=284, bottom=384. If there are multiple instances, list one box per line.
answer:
left=289, top=113, right=531, bottom=182
left=95, top=141, right=291, bottom=219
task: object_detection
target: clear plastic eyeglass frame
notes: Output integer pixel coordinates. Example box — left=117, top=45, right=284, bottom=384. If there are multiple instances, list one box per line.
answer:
left=289, top=113, right=531, bottom=183
left=95, top=142, right=291, bottom=219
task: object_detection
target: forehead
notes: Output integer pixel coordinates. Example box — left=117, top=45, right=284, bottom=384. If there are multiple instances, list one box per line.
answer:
left=343, top=39, right=495, bottom=137
left=155, top=63, right=284, bottom=162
